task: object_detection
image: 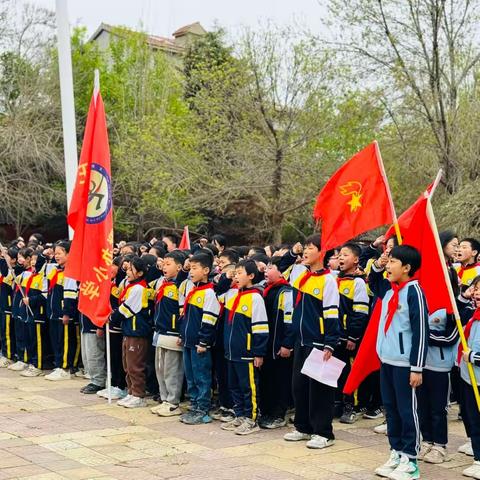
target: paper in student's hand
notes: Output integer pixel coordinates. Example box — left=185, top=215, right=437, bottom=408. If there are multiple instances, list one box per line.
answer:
left=301, top=348, right=346, bottom=388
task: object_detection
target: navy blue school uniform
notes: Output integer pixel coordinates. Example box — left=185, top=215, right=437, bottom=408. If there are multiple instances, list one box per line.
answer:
left=221, top=287, right=269, bottom=421
left=459, top=308, right=480, bottom=462
left=289, top=264, right=340, bottom=440
left=259, top=280, right=294, bottom=421
left=369, top=265, right=429, bottom=460
left=179, top=280, right=220, bottom=414
left=46, top=264, right=80, bottom=370
left=0, top=260, right=17, bottom=360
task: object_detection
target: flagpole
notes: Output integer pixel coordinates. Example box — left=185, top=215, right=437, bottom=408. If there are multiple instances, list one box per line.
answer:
left=55, top=0, right=78, bottom=239
left=106, top=323, right=112, bottom=404
left=426, top=194, right=480, bottom=411
left=374, top=141, right=402, bottom=245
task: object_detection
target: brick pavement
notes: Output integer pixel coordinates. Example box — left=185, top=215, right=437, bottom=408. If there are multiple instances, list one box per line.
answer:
left=0, top=369, right=471, bottom=479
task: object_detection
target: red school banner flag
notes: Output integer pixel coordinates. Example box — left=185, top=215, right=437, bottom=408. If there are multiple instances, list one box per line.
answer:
left=313, top=141, right=395, bottom=252
left=178, top=226, right=191, bottom=250
left=344, top=180, right=452, bottom=394
left=64, top=74, right=113, bottom=327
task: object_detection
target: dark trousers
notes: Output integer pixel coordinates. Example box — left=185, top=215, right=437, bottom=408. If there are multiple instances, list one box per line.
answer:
left=49, top=320, right=78, bottom=369
left=461, top=379, right=480, bottom=461
left=260, top=355, right=293, bottom=419
left=25, top=321, right=47, bottom=369
left=213, top=343, right=232, bottom=409
left=109, top=333, right=126, bottom=390
left=358, top=370, right=382, bottom=410
left=335, top=342, right=356, bottom=406
left=292, top=344, right=335, bottom=439
left=183, top=347, right=212, bottom=413
left=122, top=336, right=149, bottom=397
left=381, top=363, right=420, bottom=459
left=228, top=360, right=260, bottom=421
left=14, top=317, right=27, bottom=362
left=417, top=369, right=449, bottom=446
left=0, top=311, right=15, bottom=359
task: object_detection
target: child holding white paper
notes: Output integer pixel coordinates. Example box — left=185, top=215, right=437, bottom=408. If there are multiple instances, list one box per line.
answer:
left=283, top=234, right=340, bottom=450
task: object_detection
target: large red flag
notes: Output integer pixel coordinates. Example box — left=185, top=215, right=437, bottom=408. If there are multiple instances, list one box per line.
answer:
left=344, top=182, right=452, bottom=394
left=64, top=79, right=113, bottom=327
left=178, top=226, right=191, bottom=250
left=313, top=142, right=394, bottom=252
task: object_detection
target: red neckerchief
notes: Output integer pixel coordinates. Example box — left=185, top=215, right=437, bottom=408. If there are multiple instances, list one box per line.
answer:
left=17, top=268, right=33, bottom=293
left=228, top=288, right=260, bottom=324
left=155, top=280, right=175, bottom=303
left=24, top=271, right=36, bottom=296
left=119, top=279, right=147, bottom=304
left=457, top=308, right=480, bottom=364
left=48, top=267, right=62, bottom=293
left=384, top=280, right=411, bottom=334
left=458, top=262, right=480, bottom=280
left=295, top=269, right=330, bottom=307
left=263, top=278, right=289, bottom=298
left=0, top=275, right=3, bottom=286
left=183, top=282, right=214, bottom=315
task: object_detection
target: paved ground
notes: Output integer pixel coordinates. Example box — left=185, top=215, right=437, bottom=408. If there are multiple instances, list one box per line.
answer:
left=0, top=369, right=472, bottom=480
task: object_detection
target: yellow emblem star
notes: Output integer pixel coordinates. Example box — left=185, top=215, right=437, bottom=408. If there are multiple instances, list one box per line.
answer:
left=347, top=193, right=363, bottom=212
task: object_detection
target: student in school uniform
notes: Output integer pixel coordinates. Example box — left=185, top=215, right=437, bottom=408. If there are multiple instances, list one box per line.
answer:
left=455, top=238, right=480, bottom=293
left=0, top=247, right=19, bottom=367
left=283, top=234, right=341, bottom=450
left=369, top=245, right=429, bottom=480
left=458, top=275, right=480, bottom=479
left=44, top=241, right=80, bottom=381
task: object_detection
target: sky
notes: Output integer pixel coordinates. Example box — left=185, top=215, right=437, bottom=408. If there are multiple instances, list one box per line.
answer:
left=28, top=0, right=328, bottom=40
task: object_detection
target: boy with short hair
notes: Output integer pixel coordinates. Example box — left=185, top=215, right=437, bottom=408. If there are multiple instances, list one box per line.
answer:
left=151, top=251, right=186, bottom=417
left=220, top=259, right=269, bottom=435
left=178, top=253, right=220, bottom=425
left=259, top=256, right=294, bottom=429
left=456, top=238, right=480, bottom=292
left=283, top=233, right=340, bottom=450
left=369, top=245, right=429, bottom=480
left=336, top=242, right=370, bottom=424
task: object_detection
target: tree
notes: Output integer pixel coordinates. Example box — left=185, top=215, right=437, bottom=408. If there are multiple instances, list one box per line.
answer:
left=327, top=0, right=480, bottom=195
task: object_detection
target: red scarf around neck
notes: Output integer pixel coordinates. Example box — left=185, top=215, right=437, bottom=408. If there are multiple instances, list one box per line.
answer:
left=119, top=279, right=147, bottom=304
left=458, top=262, right=480, bottom=280
left=228, top=288, right=260, bottom=324
left=384, top=281, right=411, bottom=334
left=155, top=280, right=174, bottom=303
left=295, top=269, right=330, bottom=307
left=457, top=308, right=480, bottom=364
left=263, top=278, right=289, bottom=298
left=183, top=282, right=213, bottom=315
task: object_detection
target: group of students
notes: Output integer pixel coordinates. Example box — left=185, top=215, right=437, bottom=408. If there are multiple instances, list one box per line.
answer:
left=1, top=231, right=480, bottom=480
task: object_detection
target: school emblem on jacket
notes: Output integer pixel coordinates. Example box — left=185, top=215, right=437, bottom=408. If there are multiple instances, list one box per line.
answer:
left=343, top=288, right=350, bottom=295
left=87, top=163, right=112, bottom=224
left=339, top=181, right=363, bottom=212
left=241, top=305, right=248, bottom=312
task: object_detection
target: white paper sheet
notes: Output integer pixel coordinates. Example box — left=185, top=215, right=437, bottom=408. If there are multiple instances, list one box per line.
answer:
left=301, top=348, right=346, bottom=388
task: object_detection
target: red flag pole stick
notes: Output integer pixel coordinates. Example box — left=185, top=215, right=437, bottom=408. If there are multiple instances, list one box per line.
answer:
left=426, top=186, right=480, bottom=411
left=374, top=141, right=402, bottom=246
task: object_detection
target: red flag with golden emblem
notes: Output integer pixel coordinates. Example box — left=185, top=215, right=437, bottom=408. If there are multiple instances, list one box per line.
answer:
left=64, top=73, right=113, bottom=327
left=313, top=142, right=395, bottom=252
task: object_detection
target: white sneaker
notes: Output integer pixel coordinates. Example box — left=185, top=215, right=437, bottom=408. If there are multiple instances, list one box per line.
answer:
left=156, top=402, right=182, bottom=417
left=459, top=441, right=474, bottom=457
left=123, top=396, right=147, bottom=409
left=117, top=394, right=132, bottom=406
left=96, top=387, right=110, bottom=398
left=44, top=368, right=71, bottom=381
left=375, top=450, right=400, bottom=477
left=417, top=441, right=432, bottom=461
left=0, top=356, right=13, bottom=368
left=423, top=445, right=449, bottom=464
left=463, top=461, right=480, bottom=478
left=283, top=429, right=311, bottom=442
left=110, top=387, right=128, bottom=400
left=150, top=403, right=164, bottom=414
left=20, top=365, right=43, bottom=377
left=388, top=454, right=420, bottom=480
left=8, top=361, right=27, bottom=371
left=306, top=435, right=335, bottom=449
left=374, top=421, right=388, bottom=435
left=74, top=368, right=85, bottom=378
left=84, top=373, right=91, bottom=379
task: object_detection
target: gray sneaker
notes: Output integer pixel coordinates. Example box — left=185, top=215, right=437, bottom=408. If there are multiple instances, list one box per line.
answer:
left=182, top=410, right=212, bottom=425
left=264, top=417, right=287, bottom=429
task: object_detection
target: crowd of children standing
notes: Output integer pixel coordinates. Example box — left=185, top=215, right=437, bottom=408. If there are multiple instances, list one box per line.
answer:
left=1, top=230, right=480, bottom=480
